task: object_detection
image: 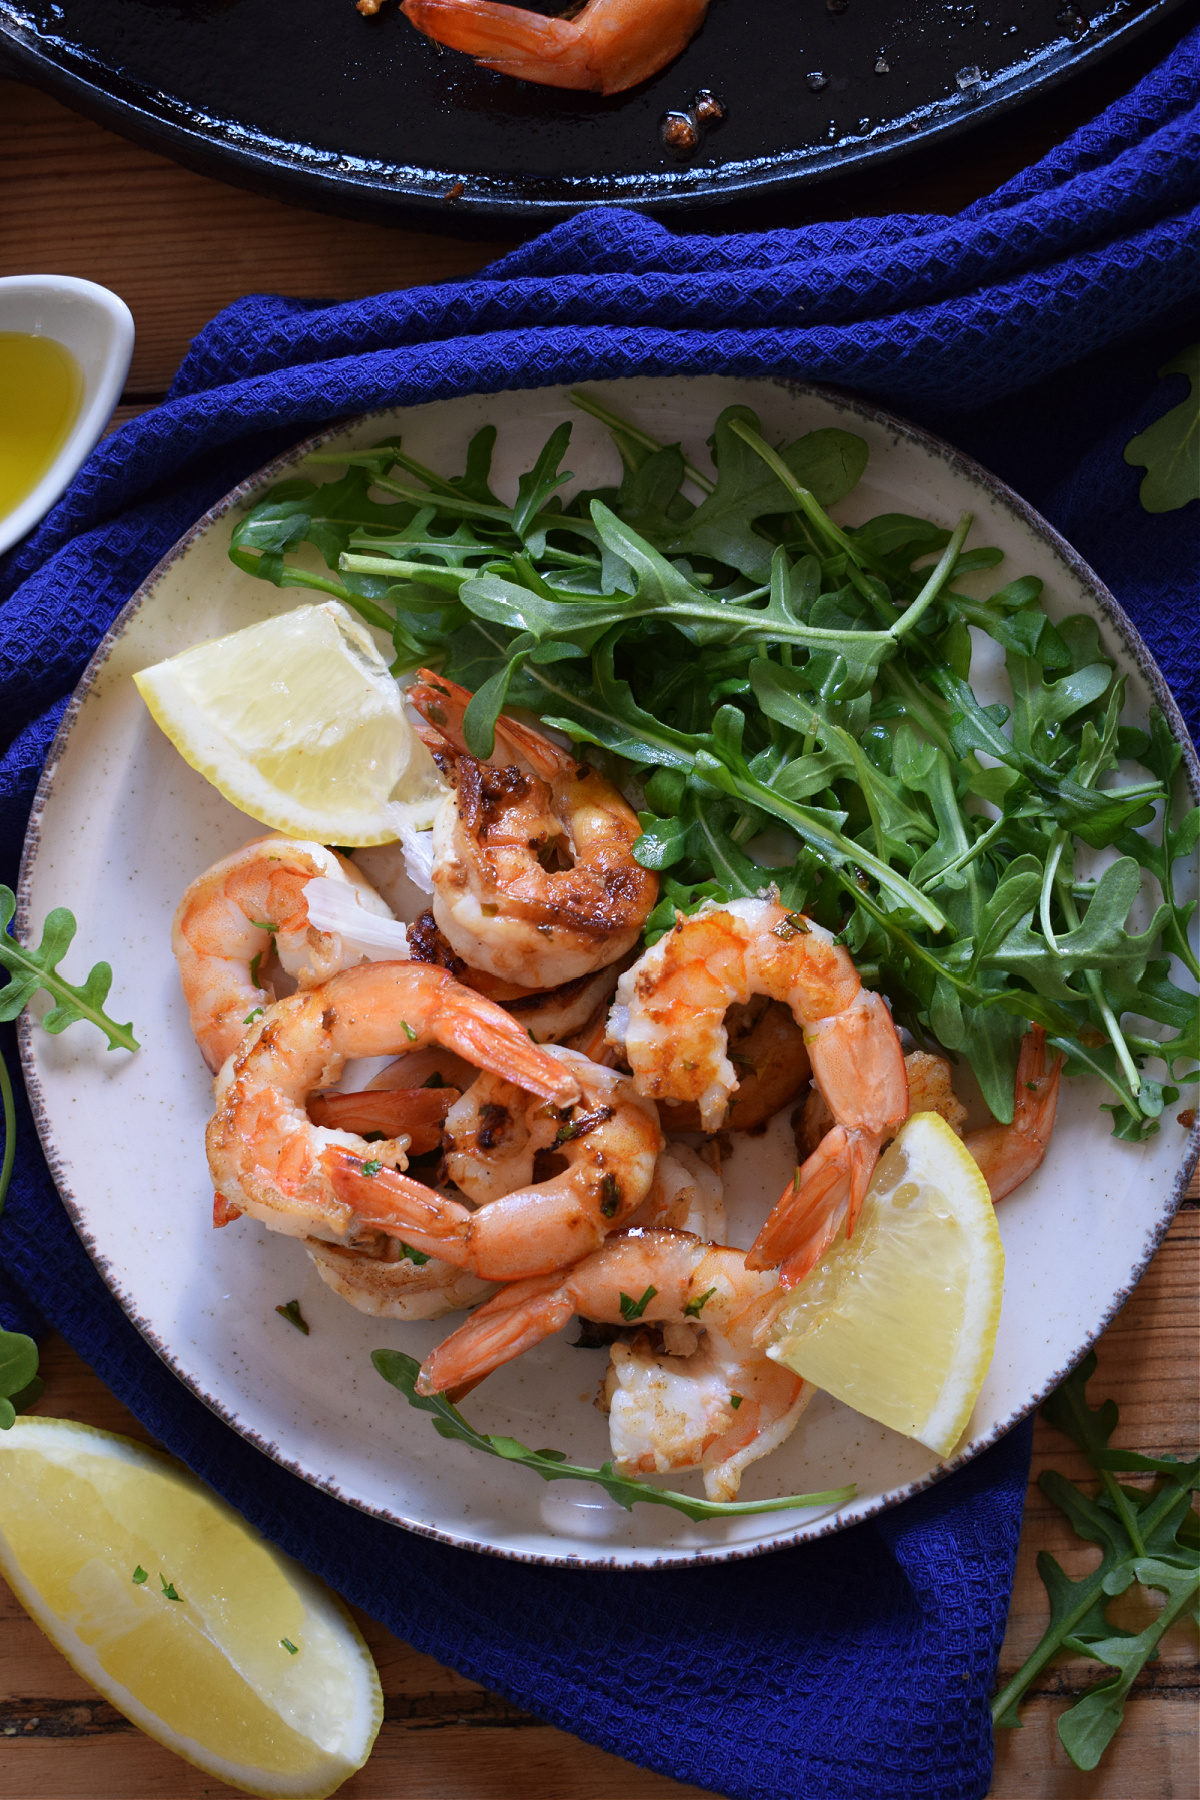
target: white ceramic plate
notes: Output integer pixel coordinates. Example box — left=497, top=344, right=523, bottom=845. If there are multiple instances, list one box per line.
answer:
left=18, top=377, right=1199, bottom=1568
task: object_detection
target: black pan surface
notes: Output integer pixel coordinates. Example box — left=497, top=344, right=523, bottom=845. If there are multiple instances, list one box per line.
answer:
left=0, top=0, right=1188, bottom=222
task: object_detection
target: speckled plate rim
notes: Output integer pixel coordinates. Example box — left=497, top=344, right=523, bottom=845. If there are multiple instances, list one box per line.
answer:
left=17, top=376, right=1200, bottom=1567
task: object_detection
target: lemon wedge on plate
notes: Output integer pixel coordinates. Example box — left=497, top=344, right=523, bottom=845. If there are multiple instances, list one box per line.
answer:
left=768, top=1112, right=1004, bottom=1458
left=0, top=1416, right=382, bottom=1797
left=133, top=600, right=448, bottom=844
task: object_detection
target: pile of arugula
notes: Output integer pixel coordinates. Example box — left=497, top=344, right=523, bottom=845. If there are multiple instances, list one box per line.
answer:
left=373, top=1348, right=855, bottom=1522
left=229, top=392, right=1198, bottom=1138
left=994, top=1352, right=1199, bottom=1770
left=0, top=884, right=138, bottom=1426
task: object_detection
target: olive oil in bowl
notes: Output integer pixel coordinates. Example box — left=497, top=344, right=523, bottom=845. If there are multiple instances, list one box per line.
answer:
left=0, top=333, right=84, bottom=523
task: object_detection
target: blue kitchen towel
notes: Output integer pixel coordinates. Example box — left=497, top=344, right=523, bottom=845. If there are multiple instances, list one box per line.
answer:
left=2, top=20, right=1198, bottom=1797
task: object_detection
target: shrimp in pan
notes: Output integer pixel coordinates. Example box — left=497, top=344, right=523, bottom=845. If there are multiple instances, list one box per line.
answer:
left=207, top=961, right=580, bottom=1247
left=418, top=1229, right=811, bottom=1502
left=608, top=897, right=907, bottom=1287
left=396, top=0, right=710, bottom=96
left=326, top=1047, right=663, bottom=1279
left=173, top=837, right=395, bottom=1073
left=407, top=670, right=657, bottom=990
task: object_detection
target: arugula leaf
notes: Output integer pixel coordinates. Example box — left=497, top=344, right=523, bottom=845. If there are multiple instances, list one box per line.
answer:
left=0, top=1327, right=41, bottom=1431
left=661, top=407, right=868, bottom=579
left=0, top=887, right=138, bottom=1053
left=373, top=1349, right=856, bottom=1522
left=1123, top=345, right=1200, bottom=513
left=992, top=1353, right=1199, bottom=1768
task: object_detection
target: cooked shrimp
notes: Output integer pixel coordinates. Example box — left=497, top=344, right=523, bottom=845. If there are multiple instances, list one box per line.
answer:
left=608, top=897, right=907, bottom=1281
left=796, top=1034, right=1059, bottom=1205
left=206, top=961, right=580, bottom=1249
left=624, top=1142, right=726, bottom=1241
left=657, top=997, right=812, bottom=1134
left=304, top=1237, right=494, bottom=1322
left=398, top=0, right=710, bottom=96
left=406, top=907, right=628, bottom=1042
left=407, top=671, right=657, bottom=988
left=963, top=1027, right=1062, bottom=1202
left=173, top=837, right=395, bottom=1072
left=796, top=1048, right=968, bottom=1159
left=418, top=1228, right=810, bottom=1501
left=326, top=1047, right=662, bottom=1279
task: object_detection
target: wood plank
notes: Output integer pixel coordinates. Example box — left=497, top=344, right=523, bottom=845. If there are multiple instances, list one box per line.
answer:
left=0, top=77, right=508, bottom=399
left=1, top=1193, right=1194, bottom=1797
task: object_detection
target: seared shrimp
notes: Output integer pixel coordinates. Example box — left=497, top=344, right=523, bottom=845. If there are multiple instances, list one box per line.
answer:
left=406, top=908, right=628, bottom=1043
left=173, top=837, right=395, bottom=1072
left=657, top=997, right=811, bottom=1134
left=418, top=1228, right=810, bottom=1502
left=327, top=1047, right=662, bottom=1279
left=397, top=0, right=710, bottom=96
left=207, top=961, right=580, bottom=1255
left=609, top=897, right=907, bottom=1282
left=408, top=671, right=657, bottom=988
left=796, top=1033, right=1060, bottom=1206
left=625, top=1143, right=726, bottom=1240
left=963, top=1027, right=1062, bottom=1202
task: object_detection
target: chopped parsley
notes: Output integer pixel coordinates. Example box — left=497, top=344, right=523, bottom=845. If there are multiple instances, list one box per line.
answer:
left=159, top=1575, right=183, bottom=1602
left=275, top=1300, right=310, bottom=1335
left=683, top=1285, right=717, bottom=1319
left=400, top=1019, right=418, bottom=1042
left=280, top=1638, right=299, bottom=1655
left=243, top=1006, right=265, bottom=1026
left=730, top=1394, right=744, bottom=1411
left=399, top=1242, right=431, bottom=1266
left=618, top=1285, right=657, bottom=1322
left=131, top=1565, right=148, bottom=1585
left=599, top=1173, right=621, bottom=1218
left=360, top=1159, right=384, bottom=1178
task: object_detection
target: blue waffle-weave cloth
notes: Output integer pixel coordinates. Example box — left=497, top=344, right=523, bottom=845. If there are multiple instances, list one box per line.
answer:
left=1, top=24, right=1198, bottom=1798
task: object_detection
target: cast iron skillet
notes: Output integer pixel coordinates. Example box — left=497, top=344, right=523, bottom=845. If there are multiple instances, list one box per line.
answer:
left=0, top=0, right=1189, bottom=223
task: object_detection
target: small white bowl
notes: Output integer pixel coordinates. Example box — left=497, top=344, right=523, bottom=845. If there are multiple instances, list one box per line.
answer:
left=0, top=274, right=135, bottom=557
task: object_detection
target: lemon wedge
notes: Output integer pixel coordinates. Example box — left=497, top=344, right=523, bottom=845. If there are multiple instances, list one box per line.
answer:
left=133, top=601, right=448, bottom=844
left=768, top=1112, right=1004, bottom=1458
left=0, top=1417, right=382, bottom=1797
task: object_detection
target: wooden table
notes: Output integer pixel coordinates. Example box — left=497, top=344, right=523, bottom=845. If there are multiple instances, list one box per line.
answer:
left=1, top=54, right=1198, bottom=1799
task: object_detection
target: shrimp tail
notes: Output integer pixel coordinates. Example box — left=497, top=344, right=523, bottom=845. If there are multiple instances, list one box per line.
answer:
left=417, top=1272, right=574, bottom=1394
left=436, top=983, right=580, bottom=1105
left=746, top=1123, right=882, bottom=1287
left=323, top=1147, right=472, bottom=1251
left=965, top=1025, right=1063, bottom=1202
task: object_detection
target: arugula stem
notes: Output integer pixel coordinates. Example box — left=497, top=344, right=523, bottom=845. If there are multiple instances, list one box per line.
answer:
left=341, top=555, right=477, bottom=587
left=728, top=421, right=867, bottom=568
left=991, top=1570, right=1113, bottom=1725
left=1101, top=1470, right=1147, bottom=1557
left=919, top=812, right=1007, bottom=886
left=883, top=516, right=974, bottom=641
left=569, top=390, right=716, bottom=495
left=0, top=1046, right=14, bottom=1219
left=1057, top=880, right=1143, bottom=1100
left=1039, top=830, right=1068, bottom=953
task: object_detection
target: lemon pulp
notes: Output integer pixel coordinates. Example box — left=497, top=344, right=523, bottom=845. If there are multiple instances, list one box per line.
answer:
left=0, top=334, right=83, bottom=521
left=133, top=600, right=448, bottom=843
left=769, top=1112, right=1004, bottom=1457
left=0, top=1418, right=381, bottom=1797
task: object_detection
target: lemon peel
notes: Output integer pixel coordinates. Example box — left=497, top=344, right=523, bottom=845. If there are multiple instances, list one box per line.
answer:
left=133, top=601, right=449, bottom=844
left=0, top=1416, right=381, bottom=1797
left=768, top=1112, right=1004, bottom=1458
